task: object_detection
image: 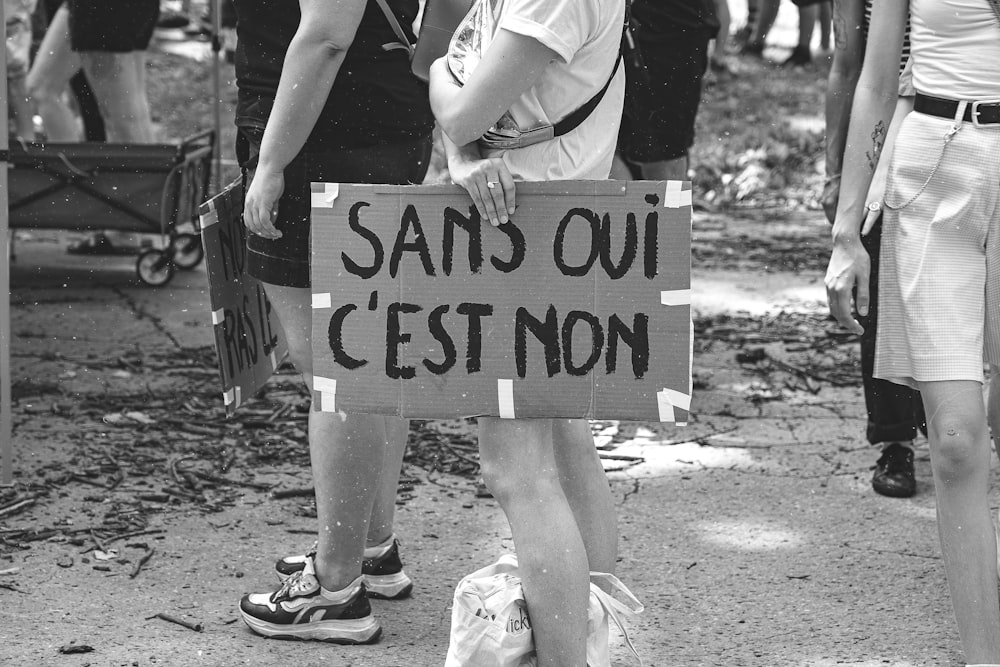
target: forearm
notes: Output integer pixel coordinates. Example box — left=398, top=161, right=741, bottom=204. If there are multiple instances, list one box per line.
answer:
left=877, top=95, right=913, bottom=177
left=832, top=84, right=897, bottom=242
left=256, top=31, right=350, bottom=174
left=429, top=30, right=556, bottom=147
left=441, top=128, right=483, bottom=166
left=429, top=57, right=484, bottom=147
left=825, top=68, right=859, bottom=180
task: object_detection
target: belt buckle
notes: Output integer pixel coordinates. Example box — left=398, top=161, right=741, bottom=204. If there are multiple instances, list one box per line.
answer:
left=971, top=99, right=1000, bottom=127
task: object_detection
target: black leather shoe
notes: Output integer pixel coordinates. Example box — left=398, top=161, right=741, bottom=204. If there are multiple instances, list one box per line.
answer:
left=872, top=443, right=916, bottom=498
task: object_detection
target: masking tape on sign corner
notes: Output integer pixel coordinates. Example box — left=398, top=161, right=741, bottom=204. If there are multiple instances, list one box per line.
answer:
left=314, top=377, right=337, bottom=412
left=223, top=385, right=242, bottom=408
left=211, top=308, right=224, bottom=325
left=660, top=289, right=691, bottom=307
left=497, top=379, right=515, bottom=419
left=663, top=181, right=692, bottom=209
left=310, top=182, right=340, bottom=208
left=657, top=388, right=691, bottom=423
left=199, top=204, right=219, bottom=229
left=311, top=292, right=332, bottom=309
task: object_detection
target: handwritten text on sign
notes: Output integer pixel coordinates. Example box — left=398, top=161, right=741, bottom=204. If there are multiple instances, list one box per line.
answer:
left=200, top=180, right=287, bottom=415
left=310, top=181, right=691, bottom=421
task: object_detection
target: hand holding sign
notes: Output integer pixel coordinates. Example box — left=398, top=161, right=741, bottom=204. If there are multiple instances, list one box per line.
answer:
left=200, top=180, right=289, bottom=415
left=447, top=148, right=516, bottom=227
left=243, top=167, right=285, bottom=240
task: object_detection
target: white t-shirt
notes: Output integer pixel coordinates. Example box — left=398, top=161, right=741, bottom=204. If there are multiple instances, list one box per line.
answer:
left=448, top=0, right=625, bottom=182
left=910, top=0, right=1000, bottom=99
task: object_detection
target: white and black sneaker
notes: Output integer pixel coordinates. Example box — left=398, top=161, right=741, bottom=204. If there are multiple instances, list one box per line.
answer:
left=275, top=535, right=413, bottom=600
left=239, top=560, right=381, bottom=644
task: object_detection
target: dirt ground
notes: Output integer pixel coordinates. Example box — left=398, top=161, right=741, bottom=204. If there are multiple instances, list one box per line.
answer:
left=2, top=9, right=987, bottom=667
left=1, top=208, right=983, bottom=667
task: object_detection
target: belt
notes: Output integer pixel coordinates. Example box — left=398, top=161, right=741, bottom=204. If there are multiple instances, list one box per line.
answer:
left=914, top=93, right=1000, bottom=126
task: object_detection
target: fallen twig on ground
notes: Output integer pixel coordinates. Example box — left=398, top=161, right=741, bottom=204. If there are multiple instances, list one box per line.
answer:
left=271, top=487, right=314, bottom=499
left=129, top=547, right=154, bottom=578
left=105, top=528, right=165, bottom=545
left=146, top=612, right=202, bottom=632
left=0, top=498, right=35, bottom=519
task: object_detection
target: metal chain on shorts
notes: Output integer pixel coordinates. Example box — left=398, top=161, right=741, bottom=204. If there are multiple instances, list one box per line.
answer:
left=884, top=123, right=961, bottom=211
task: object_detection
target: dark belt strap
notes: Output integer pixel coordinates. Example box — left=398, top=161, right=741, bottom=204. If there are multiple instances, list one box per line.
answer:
left=552, top=55, right=622, bottom=137
left=914, top=93, right=1000, bottom=125
left=553, top=1, right=630, bottom=138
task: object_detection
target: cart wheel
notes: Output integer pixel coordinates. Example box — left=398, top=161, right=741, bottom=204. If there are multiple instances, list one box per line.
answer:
left=136, top=249, right=175, bottom=287
left=172, top=233, right=204, bottom=270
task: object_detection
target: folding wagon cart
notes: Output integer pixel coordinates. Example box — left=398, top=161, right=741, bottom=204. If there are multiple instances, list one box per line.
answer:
left=7, top=131, right=214, bottom=286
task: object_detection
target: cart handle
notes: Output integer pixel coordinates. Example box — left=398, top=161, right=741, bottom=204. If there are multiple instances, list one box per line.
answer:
left=57, top=152, right=95, bottom=179
left=179, top=129, right=215, bottom=153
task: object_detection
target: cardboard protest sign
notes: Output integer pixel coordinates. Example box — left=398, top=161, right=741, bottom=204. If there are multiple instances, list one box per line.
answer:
left=310, top=180, right=691, bottom=421
left=199, top=180, right=288, bottom=415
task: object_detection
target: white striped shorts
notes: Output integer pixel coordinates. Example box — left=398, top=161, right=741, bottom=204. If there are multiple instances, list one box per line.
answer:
left=875, top=109, right=1000, bottom=388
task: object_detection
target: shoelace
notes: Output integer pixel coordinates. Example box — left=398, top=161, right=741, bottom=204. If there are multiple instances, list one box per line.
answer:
left=271, top=569, right=314, bottom=603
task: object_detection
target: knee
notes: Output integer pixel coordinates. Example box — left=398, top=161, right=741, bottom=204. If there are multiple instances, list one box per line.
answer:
left=480, top=450, right=559, bottom=508
left=930, top=416, right=988, bottom=481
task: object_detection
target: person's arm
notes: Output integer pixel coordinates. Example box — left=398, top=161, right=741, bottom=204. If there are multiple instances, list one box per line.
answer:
left=427, top=28, right=559, bottom=227
left=243, top=0, right=367, bottom=238
left=860, top=93, right=912, bottom=235
left=822, top=0, right=866, bottom=223
left=824, top=0, right=907, bottom=334
left=429, top=28, right=557, bottom=146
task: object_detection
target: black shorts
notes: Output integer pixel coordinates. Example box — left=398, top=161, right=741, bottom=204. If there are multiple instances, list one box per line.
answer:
left=618, top=26, right=710, bottom=164
left=237, top=128, right=433, bottom=288
left=791, top=0, right=827, bottom=6
left=67, top=0, right=159, bottom=53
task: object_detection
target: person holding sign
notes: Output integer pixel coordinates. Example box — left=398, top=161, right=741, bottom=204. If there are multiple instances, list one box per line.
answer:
left=233, top=0, right=434, bottom=644
left=825, top=0, right=1000, bottom=663
left=429, top=0, right=627, bottom=664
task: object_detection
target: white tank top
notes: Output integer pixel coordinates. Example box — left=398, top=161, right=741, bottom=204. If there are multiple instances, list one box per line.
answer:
left=910, top=0, right=1000, bottom=99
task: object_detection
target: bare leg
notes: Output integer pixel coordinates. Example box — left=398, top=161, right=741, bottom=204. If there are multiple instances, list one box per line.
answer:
left=714, top=0, right=731, bottom=47
left=610, top=154, right=634, bottom=180
left=920, top=380, right=1000, bottom=664
left=479, top=418, right=590, bottom=667
left=796, top=5, right=819, bottom=53
left=749, top=0, right=780, bottom=46
left=367, top=416, right=408, bottom=547
left=636, top=156, right=689, bottom=182
left=818, top=1, right=832, bottom=50
left=79, top=51, right=155, bottom=143
left=263, top=283, right=394, bottom=592
left=8, top=76, right=35, bottom=139
left=709, top=0, right=732, bottom=66
left=26, top=5, right=82, bottom=142
left=552, top=419, right=618, bottom=576
left=309, top=409, right=388, bottom=589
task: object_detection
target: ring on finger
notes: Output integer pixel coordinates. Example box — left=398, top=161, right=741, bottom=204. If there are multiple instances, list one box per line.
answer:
left=866, top=201, right=881, bottom=213
left=486, top=181, right=497, bottom=189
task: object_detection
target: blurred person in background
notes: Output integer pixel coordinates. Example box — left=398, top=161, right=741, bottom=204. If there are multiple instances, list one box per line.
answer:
left=5, top=0, right=37, bottom=139
left=824, top=0, right=922, bottom=498
left=613, top=0, right=719, bottom=182
left=27, top=0, right=159, bottom=254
